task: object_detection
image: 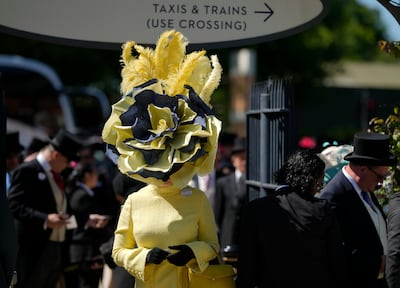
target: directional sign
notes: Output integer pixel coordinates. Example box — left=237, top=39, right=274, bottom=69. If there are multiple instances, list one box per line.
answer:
left=0, top=0, right=329, bottom=49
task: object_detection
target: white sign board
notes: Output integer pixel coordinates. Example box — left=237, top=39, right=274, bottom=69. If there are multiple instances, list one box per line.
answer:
left=0, top=0, right=329, bottom=49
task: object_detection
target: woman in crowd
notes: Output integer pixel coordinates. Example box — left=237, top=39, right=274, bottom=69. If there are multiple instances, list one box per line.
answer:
left=237, top=150, right=345, bottom=288
left=65, top=162, right=111, bottom=288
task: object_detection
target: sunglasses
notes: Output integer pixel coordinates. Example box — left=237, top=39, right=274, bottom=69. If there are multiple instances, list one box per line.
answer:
left=367, top=166, right=390, bottom=183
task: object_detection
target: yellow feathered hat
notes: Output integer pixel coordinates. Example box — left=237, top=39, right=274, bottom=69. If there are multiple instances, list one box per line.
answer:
left=102, top=30, right=222, bottom=188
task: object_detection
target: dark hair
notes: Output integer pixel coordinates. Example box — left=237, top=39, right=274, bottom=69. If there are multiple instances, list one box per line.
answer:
left=274, top=150, right=325, bottom=195
left=66, top=162, right=96, bottom=193
left=112, top=171, right=146, bottom=200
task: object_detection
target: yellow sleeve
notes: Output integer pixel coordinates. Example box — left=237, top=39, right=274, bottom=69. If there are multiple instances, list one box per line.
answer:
left=187, top=190, right=220, bottom=273
left=112, top=196, right=151, bottom=281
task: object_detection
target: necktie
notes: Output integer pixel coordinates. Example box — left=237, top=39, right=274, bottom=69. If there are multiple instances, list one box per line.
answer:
left=361, top=191, right=375, bottom=212
left=238, top=174, right=245, bottom=187
left=51, top=170, right=64, bottom=191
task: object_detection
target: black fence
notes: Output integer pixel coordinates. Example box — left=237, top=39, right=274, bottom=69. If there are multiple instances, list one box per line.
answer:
left=246, top=77, right=296, bottom=201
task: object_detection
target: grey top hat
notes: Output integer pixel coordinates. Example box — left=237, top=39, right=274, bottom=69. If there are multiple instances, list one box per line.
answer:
left=344, top=131, right=397, bottom=166
left=231, top=137, right=246, bottom=155
left=50, top=129, right=82, bottom=161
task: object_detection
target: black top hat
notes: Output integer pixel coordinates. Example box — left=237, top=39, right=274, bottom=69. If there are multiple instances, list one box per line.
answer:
left=26, top=137, right=49, bottom=155
left=231, top=137, right=246, bottom=155
left=6, top=132, right=25, bottom=155
left=344, top=131, right=397, bottom=166
left=50, top=129, right=82, bottom=161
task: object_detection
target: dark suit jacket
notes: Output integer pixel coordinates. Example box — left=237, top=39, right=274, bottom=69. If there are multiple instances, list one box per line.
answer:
left=386, top=192, right=400, bottom=288
left=236, top=189, right=345, bottom=288
left=214, top=173, right=247, bottom=250
left=8, top=159, right=71, bottom=279
left=319, top=170, right=387, bottom=288
left=68, top=185, right=111, bottom=263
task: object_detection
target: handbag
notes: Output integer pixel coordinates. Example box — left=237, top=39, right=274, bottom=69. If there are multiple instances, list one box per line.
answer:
left=188, top=258, right=236, bottom=288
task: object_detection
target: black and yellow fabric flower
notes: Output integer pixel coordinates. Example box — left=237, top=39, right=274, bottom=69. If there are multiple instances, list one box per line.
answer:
left=102, top=30, right=222, bottom=188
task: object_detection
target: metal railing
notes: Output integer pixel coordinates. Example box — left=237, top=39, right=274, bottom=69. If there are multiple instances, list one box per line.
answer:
left=246, top=77, right=296, bottom=201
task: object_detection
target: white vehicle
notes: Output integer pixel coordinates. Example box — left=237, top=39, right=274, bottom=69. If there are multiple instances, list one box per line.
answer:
left=0, top=54, right=111, bottom=147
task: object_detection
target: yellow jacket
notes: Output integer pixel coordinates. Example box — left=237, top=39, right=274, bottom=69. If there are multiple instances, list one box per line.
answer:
left=113, top=184, right=219, bottom=288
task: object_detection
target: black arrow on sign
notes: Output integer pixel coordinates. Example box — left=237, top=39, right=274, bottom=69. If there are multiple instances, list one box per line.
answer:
left=254, top=2, right=274, bottom=22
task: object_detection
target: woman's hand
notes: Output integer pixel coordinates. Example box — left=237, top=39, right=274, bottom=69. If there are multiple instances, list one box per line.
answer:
left=146, top=248, right=170, bottom=264
left=86, top=214, right=109, bottom=229
left=167, top=245, right=195, bottom=266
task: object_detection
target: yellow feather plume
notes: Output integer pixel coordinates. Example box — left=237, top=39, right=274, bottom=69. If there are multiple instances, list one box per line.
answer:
left=154, top=30, right=188, bottom=80
left=120, top=42, right=138, bottom=94
left=199, top=55, right=222, bottom=105
left=133, top=45, right=155, bottom=84
left=153, top=30, right=174, bottom=79
left=121, top=41, right=135, bottom=66
left=187, top=56, right=212, bottom=100
left=119, top=30, right=222, bottom=103
left=166, top=50, right=206, bottom=96
left=162, top=31, right=187, bottom=80
left=120, top=43, right=156, bottom=94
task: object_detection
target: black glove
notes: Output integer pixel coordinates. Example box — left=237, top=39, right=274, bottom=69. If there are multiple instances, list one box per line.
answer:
left=167, top=245, right=195, bottom=266
left=146, top=247, right=170, bottom=264
left=99, top=237, right=117, bottom=269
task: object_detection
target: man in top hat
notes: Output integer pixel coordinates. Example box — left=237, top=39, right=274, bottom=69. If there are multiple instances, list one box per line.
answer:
left=214, top=136, right=247, bottom=265
left=319, top=131, right=397, bottom=288
left=8, top=129, right=82, bottom=288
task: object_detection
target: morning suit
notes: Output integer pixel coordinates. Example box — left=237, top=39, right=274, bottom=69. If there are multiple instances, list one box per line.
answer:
left=8, top=158, right=71, bottom=288
left=319, top=170, right=387, bottom=288
left=237, top=188, right=345, bottom=288
left=214, top=172, right=247, bottom=251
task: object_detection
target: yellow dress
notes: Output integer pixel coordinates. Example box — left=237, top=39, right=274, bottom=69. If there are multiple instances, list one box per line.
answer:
left=112, top=184, right=219, bottom=288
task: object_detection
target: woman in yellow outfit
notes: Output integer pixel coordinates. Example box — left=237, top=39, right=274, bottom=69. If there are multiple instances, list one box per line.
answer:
left=102, top=30, right=223, bottom=287
left=113, top=184, right=219, bottom=287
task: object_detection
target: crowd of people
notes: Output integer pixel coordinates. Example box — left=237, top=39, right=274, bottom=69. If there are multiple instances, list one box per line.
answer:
left=5, top=126, right=400, bottom=288
left=236, top=131, right=399, bottom=288
left=3, top=127, right=244, bottom=288
left=2, top=29, right=400, bottom=288
left=5, top=130, right=118, bottom=288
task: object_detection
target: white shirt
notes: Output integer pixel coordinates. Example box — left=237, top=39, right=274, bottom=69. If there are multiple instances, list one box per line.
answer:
left=37, top=153, right=67, bottom=242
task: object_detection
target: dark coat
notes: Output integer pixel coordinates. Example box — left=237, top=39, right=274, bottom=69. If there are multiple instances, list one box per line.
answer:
left=8, top=159, right=71, bottom=283
left=236, top=188, right=345, bottom=288
left=386, top=192, right=400, bottom=288
left=214, top=173, right=247, bottom=250
left=68, top=185, right=111, bottom=262
left=9, top=159, right=71, bottom=249
left=319, top=170, right=387, bottom=288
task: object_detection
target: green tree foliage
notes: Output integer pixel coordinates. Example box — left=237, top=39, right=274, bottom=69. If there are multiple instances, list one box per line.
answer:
left=369, top=107, right=400, bottom=206
left=254, top=0, right=386, bottom=87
